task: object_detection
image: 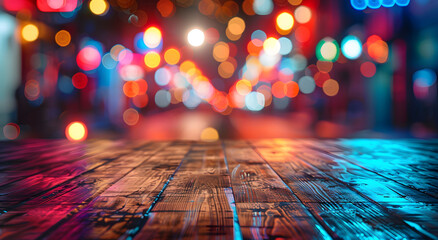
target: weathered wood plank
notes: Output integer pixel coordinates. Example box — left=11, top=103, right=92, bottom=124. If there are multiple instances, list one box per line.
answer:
left=134, top=142, right=237, bottom=240
left=251, top=139, right=432, bottom=239
left=295, top=139, right=438, bottom=237
left=311, top=139, right=438, bottom=198
left=35, top=141, right=189, bottom=240
left=224, top=140, right=333, bottom=239
left=0, top=140, right=133, bottom=190
left=0, top=141, right=167, bottom=240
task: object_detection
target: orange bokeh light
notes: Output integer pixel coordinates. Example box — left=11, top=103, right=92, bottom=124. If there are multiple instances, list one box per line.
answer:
left=65, top=121, right=87, bottom=142
left=123, top=81, right=140, bottom=98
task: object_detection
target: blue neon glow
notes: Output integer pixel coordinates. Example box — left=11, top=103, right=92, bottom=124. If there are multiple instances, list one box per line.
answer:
left=351, top=0, right=367, bottom=10
left=368, top=0, right=382, bottom=9
left=341, top=35, right=362, bottom=60
left=413, top=69, right=437, bottom=87
left=395, top=0, right=410, bottom=6
left=382, top=0, right=395, bottom=7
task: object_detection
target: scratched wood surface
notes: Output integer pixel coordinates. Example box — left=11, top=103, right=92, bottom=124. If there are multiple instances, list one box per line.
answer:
left=0, top=139, right=437, bottom=240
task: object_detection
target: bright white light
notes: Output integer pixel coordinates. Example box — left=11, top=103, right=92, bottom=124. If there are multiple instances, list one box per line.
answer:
left=187, top=29, right=205, bottom=47
left=341, top=36, right=362, bottom=60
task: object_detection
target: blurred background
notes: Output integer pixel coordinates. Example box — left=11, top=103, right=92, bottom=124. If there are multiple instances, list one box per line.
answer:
left=0, top=0, right=437, bottom=141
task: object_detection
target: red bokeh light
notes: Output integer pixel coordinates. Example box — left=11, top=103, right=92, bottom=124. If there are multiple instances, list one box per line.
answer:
left=37, top=0, right=77, bottom=12
left=72, top=72, right=88, bottom=89
left=76, top=46, right=101, bottom=71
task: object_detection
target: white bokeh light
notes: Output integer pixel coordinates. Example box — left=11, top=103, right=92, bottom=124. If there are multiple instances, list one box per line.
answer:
left=187, top=29, right=205, bottom=47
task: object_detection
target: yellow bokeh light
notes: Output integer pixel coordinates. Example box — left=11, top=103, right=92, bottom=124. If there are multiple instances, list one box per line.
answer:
left=55, top=30, right=71, bottom=47
left=89, top=0, right=109, bottom=16
left=236, top=79, right=252, bottom=96
left=180, top=60, right=196, bottom=73
left=66, top=122, right=87, bottom=142
left=21, top=24, right=39, bottom=42
left=295, top=6, right=311, bottom=24
left=144, top=27, right=162, bottom=48
left=213, top=42, right=230, bottom=62
left=228, top=17, right=245, bottom=35
left=263, top=37, right=280, bottom=55
left=164, top=48, right=180, bottom=65
left=276, top=12, right=294, bottom=31
left=144, top=51, right=161, bottom=68
left=200, top=127, right=219, bottom=141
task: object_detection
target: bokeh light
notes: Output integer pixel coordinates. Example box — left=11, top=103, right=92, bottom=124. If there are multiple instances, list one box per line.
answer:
left=123, top=108, right=140, bottom=126
left=413, top=69, right=437, bottom=99
left=55, top=30, right=71, bottom=47
left=144, top=27, right=162, bottom=49
left=288, top=0, right=302, bottom=5
left=24, top=80, right=40, bottom=101
left=228, top=17, right=246, bottom=36
left=157, top=0, right=175, bottom=18
left=236, top=79, right=252, bottom=96
left=322, top=79, right=339, bottom=96
left=245, top=91, right=265, bottom=111
left=368, top=0, right=382, bottom=9
left=367, top=35, right=389, bottom=63
left=155, top=89, right=171, bottom=108
left=298, top=76, right=316, bottom=94
left=253, top=0, right=273, bottom=16
left=213, top=42, right=230, bottom=62
left=278, top=37, right=293, bottom=55
left=341, top=35, right=362, bottom=60
left=187, top=28, right=205, bottom=47
left=89, top=0, right=109, bottom=16
left=276, top=12, right=294, bottom=32
left=65, top=121, right=87, bottom=142
left=164, top=48, right=180, bottom=65
left=382, top=0, right=396, bottom=7
left=316, top=38, right=340, bottom=62
left=218, top=61, right=235, bottom=78
left=21, top=24, right=39, bottom=42
left=295, top=6, right=312, bottom=24
left=360, top=61, right=376, bottom=78
left=77, top=46, right=101, bottom=71
left=72, top=72, right=88, bottom=89
left=200, top=127, right=219, bottom=141
left=3, top=123, right=20, bottom=140
left=123, top=81, right=140, bottom=97
left=251, top=30, right=267, bottom=47
left=396, top=0, right=410, bottom=7
left=155, top=67, right=172, bottom=86
left=351, top=0, right=367, bottom=10
left=144, top=51, right=161, bottom=68
left=120, top=64, right=145, bottom=81
left=263, top=37, right=280, bottom=55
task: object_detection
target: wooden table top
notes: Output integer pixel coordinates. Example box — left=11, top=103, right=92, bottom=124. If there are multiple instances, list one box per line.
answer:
left=0, top=139, right=437, bottom=239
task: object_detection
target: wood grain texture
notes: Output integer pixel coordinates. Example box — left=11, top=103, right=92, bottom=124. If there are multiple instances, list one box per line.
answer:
left=0, top=141, right=166, bottom=239
left=251, top=139, right=437, bottom=239
left=134, top=142, right=236, bottom=240
left=224, top=140, right=332, bottom=239
left=0, top=139, right=437, bottom=240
